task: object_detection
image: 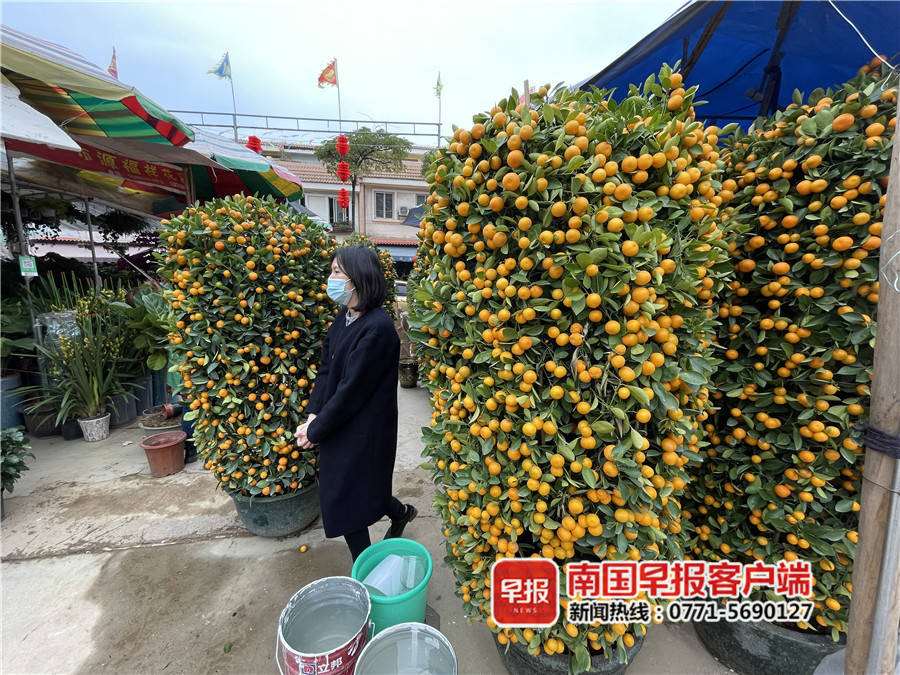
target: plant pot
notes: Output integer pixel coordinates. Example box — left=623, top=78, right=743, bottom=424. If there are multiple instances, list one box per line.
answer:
left=78, top=412, right=111, bottom=442
left=693, top=620, right=845, bottom=675
left=61, top=417, right=83, bottom=441
left=108, top=393, right=137, bottom=427
left=0, top=373, right=24, bottom=430
left=22, top=402, right=59, bottom=437
left=495, top=630, right=644, bottom=675
left=230, top=482, right=320, bottom=537
left=139, top=430, right=186, bottom=478
left=398, top=362, right=418, bottom=389
left=134, top=374, right=153, bottom=413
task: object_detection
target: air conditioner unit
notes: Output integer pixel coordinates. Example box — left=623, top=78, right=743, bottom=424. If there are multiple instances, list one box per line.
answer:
left=398, top=206, right=409, bottom=217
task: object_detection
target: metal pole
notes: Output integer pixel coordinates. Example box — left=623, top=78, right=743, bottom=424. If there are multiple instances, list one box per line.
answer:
left=83, top=198, right=101, bottom=291
left=229, top=55, right=238, bottom=142
left=5, top=145, right=39, bottom=354
left=845, top=96, right=900, bottom=675
left=335, top=59, right=343, bottom=133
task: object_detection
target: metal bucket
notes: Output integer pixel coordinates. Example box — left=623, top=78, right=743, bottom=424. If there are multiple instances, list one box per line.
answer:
left=277, top=576, right=371, bottom=675
left=353, top=622, right=457, bottom=675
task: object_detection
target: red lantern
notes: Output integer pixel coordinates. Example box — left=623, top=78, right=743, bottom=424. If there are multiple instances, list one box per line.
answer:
left=336, top=160, right=350, bottom=182
left=336, top=134, right=349, bottom=156
left=246, top=135, right=262, bottom=154
left=338, top=188, right=350, bottom=209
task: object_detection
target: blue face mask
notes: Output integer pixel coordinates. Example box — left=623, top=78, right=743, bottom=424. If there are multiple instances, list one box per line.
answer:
left=327, top=278, right=354, bottom=305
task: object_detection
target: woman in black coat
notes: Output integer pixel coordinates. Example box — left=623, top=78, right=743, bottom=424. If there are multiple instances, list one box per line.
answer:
left=294, top=246, right=416, bottom=561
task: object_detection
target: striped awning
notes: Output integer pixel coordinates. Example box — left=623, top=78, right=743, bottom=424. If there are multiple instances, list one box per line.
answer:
left=186, top=128, right=303, bottom=201
left=1, top=24, right=193, bottom=146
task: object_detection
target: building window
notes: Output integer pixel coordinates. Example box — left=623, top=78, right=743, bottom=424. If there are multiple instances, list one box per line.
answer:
left=375, top=191, right=394, bottom=219
left=328, top=197, right=349, bottom=224
left=415, top=194, right=427, bottom=206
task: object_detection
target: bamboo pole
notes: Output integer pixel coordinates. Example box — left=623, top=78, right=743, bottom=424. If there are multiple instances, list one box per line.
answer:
left=845, top=97, right=900, bottom=675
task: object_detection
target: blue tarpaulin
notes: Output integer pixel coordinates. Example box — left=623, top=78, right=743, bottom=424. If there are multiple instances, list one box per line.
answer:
left=577, top=1, right=900, bottom=125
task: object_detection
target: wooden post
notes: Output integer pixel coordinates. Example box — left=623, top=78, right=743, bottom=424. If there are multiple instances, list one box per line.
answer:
left=845, top=97, right=900, bottom=675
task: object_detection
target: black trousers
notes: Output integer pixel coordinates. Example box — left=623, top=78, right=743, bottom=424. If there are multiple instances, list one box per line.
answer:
left=343, top=497, right=406, bottom=560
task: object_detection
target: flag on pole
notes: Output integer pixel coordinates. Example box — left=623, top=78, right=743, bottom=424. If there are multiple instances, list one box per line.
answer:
left=107, top=47, right=118, bottom=79
left=208, top=52, right=232, bottom=80
left=434, top=72, right=443, bottom=98
left=318, top=59, right=338, bottom=88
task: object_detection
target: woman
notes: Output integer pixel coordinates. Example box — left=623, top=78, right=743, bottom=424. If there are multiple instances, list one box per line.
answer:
left=294, top=246, right=417, bottom=561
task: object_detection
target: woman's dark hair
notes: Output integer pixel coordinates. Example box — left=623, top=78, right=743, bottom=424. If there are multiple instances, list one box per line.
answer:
left=335, top=246, right=386, bottom=313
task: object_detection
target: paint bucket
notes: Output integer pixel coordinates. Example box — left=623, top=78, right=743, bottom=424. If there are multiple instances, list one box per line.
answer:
left=277, top=576, right=372, bottom=675
left=353, top=622, right=457, bottom=675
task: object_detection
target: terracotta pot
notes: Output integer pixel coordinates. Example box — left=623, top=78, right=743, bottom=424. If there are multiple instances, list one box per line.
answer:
left=139, top=430, right=186, bottom=478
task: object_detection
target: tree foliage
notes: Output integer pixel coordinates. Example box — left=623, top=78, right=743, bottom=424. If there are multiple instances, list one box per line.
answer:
left=315, top=127, right=412, bottom=177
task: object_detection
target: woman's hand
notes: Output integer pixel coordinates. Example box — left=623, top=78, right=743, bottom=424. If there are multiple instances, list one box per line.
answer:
left=294, top=414, right=317, bottom=449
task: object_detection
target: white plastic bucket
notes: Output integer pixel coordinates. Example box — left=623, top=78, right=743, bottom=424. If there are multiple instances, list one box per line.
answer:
left=277, top=576, right=372, bottom=675
left=353, top=622, right=457, bottom=675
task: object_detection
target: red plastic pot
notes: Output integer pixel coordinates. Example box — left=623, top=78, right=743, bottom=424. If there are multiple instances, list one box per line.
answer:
left=139, top=431, right=186, bottom=478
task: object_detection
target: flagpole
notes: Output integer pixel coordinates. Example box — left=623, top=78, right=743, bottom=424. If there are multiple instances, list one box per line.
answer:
left=335, top=58, right=343, bottom=133
left=229, top=55, right=238, bottom=142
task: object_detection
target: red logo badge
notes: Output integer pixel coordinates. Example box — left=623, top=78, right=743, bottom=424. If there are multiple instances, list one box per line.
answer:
left=491, top=558, right=559, bottom=627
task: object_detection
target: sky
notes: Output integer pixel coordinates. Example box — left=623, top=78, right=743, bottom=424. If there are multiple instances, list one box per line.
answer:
left=1, top=0, right=685, bottom=147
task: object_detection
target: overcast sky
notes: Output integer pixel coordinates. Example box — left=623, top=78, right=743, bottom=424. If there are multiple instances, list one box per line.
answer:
left=2, top=0, right=684, bottom=146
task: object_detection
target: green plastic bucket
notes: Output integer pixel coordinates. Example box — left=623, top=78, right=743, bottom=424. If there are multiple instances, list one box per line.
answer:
left=351, top=538, right=433, bottom=634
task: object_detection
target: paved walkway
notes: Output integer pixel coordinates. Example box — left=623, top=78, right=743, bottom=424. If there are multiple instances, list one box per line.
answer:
left=1, top=385, right=730, bottom=674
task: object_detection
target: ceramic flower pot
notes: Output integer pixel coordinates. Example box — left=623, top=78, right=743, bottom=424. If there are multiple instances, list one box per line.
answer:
left=495, top=630, right=644, bottom=675
left=230, top=482, right=320, bottom=537
left=78, top=412, right=111, bottom=442
left=693, top=619, right=845, bottom=675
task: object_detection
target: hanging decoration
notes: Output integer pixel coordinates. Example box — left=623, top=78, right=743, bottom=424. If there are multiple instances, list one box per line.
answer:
left=336, top=160, right=350, bottom=182
left=245, top=135, right=262, bottom=154
left=335, top=136, right=351, bottom=223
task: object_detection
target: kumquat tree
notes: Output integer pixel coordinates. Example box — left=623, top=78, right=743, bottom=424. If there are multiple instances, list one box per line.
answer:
left=158, top=194, right=336, bottom=498
left=685, top=63, right=897, bottom=640
left=409, top=65, right=741, bottom=672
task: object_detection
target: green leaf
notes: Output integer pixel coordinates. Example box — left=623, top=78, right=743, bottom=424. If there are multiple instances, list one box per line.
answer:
left=582, top=467, right=597, bottom=488
left=626, top=386, right=650, bottom=407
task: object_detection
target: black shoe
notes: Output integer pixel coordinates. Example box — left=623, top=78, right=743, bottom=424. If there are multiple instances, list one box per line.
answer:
left=384, top=504, right=417, bottom=540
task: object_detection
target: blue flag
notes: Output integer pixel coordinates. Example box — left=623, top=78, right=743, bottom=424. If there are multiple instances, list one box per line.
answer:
left=208, top=52, right=232, bottom=80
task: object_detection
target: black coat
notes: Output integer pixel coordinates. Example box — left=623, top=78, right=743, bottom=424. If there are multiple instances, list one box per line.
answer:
left=305, top=307, right=400, bottom=537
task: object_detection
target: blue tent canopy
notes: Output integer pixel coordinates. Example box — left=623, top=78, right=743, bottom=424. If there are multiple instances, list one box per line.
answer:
left=578, top=1, right=900, bottom=125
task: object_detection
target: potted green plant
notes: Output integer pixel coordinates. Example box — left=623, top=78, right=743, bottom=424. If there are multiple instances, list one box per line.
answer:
left=24, top=317, right=118, bottom=441
left=1, top=426, right=34, bottom=519
left=114, top=287, right=172, bottom=413
left=1, top=300, right=35, bottom=431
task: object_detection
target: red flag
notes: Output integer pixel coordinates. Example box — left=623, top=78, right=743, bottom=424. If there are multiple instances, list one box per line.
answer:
left=318, top=59, right=337, bottom=88
left=107, top=47, right=118, bottom=79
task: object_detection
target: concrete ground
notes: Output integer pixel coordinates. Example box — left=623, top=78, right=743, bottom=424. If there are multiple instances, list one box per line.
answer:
left=1, top=384, right=731, bottom=675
